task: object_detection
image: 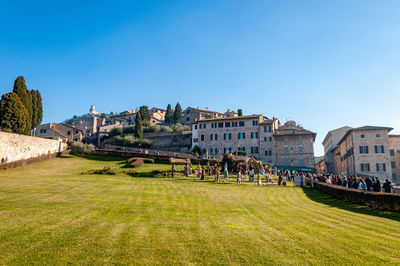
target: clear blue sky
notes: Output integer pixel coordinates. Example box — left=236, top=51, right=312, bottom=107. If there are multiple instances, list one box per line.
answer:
left=1, top=0, right=400, bottom=155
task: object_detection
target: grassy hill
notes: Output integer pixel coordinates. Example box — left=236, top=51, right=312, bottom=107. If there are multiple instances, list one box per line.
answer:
left=0, top=154, right=399, bottom=265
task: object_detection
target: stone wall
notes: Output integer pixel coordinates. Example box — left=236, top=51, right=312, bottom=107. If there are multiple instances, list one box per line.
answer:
left=0, top=132, right=67, bottom=163
left=143, top=131, right=192, bottom=152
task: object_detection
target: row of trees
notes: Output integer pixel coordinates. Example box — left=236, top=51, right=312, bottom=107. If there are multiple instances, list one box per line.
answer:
left=0, top=76, right=43, bottom=135
left=165, top=103, right=183, bottom=124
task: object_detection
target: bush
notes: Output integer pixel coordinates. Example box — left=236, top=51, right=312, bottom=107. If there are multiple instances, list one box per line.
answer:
left=191, top=145, right=202, bottom=156
left=82, top=166, right=116, bottom=175
left=144, top=125, right=161, bottom=133
left=109, top=127, right=123, bottom=137
left=113, top=135, right=152, bottom=148
left=71, top=142, right=95, bottom=156
left=160, top=126, right=173, bottom=132
left=123, top=125, right=135, bottom=134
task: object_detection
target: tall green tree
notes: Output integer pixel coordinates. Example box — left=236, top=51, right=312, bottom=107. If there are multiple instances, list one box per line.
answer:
left=173, top=102, right=183, bottom=124
left=238, top=109, right=243, bottom=116
left=30, top=89, right=43, bottom=129
left=13, top=76, right=32, bottom=134
left=0, top=92, right=28, bottom=134
left=134, top=112, right=143, bottom=139
left=139, top=105, right=151, bottom=127
left=165, top=104, right=174, bottom=124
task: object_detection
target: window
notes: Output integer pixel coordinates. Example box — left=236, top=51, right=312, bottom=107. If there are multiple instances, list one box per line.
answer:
left=238, top=133, right=245, bottom=139
left=298, top=136, right=303, bottom=141
left=251, top=147, right=258, bottom=154
left=223, top=147, right=232, bottom=154
left=284, top=159, right=289, bottom=166
left=200, top=124, right=206, bottom=129
left=239, top=121, right=245, bottom=127
left=67, top=131, right=71, bottom=135
left=232, top=121, right=238, bottom=127
left=200, top=135, right=204, bottom=141
left=359, top=146, right=369, bottom=154
left=211, top=123, right=217, bottom=128
left=75, top=131, right=79, bottom=134
left=376, top=163, right=386, bottom=172
left=211, top=134, right=217, bottom=141
left=391, top=161, right=396, bottom=169
left=265, top=150, right=272, bottom=156
left=193, top=138, right=198, bottom=143
left=172, top=136, right=177, bottom=142
left=264, top=126, right=271, bottom=132
left=393, top=173, right=397, bottom=180
left=375, top=145, right=384, bottom=154
left=252, top=120, right=258, bottom=126
left=284, top=146, right=289, bottom=154
left=361, top=163, right=370, bottom=172
left=218, top=122, right=223, bottom=128
left=186, top=117, right=190, bottom=121
left=224, top=133, right=232, bottom=140
left=284, top=137, right=288, bottom=142
left=211, top=148, right=217, bottom=155
left=194, top=125, right=197, bottom=130
left=238, top=147, right=246, bottom=151
left=225, top=122, right=230, bottom=127
left=251, top=132, right=258, bottom=139
left=298, top=145, right=304, bottom=154
left=360, top=134, right=365, bottom=139
left=376, top=133, right=381, bottom=138
left=299, top=159, right=304, bottom=166
left=40, top=129, right=46, bottom=133
left=390, top=149, right=395, bottom=156
left=264, top=137, right=272, bottom=142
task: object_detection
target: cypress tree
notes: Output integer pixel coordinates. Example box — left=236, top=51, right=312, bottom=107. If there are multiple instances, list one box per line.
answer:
left=134, top=112, right=143, bottom=139
left=13, top=76, right=32, bottom=134
left=165, top=104, right=174, bottom=124
left=173, top=102, right=183, bottom=124
left=0, top=92, right=28, bottom=134
left=139, top=105, right=151, bottom=127
left=238, top=109, right=243, bottom=116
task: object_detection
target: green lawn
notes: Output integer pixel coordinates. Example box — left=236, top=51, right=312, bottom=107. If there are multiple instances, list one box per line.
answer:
left=0, top=154, right=400, bottom=265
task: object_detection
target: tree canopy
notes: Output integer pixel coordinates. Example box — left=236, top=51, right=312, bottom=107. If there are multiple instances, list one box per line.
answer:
left=165, top=104, right=174, bottom=124
left=0, top=92, right=28, bottom=134
left=134, top=112, right=143, bottom=139
left=173, top=102, right=183, bottom=124
left=139, top=106, right=151, bottom=127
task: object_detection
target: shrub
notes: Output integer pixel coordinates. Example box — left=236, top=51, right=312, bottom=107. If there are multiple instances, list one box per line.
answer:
left=236, top=150, right=247, bottom=156
left=160, top=126, right=173, bottom=132
left=191, top=145, right=202, bottom=156
left=82, top=166, right=116, bottom=175
left=144, top=125, right=161, bottom=133
left=71, top=142, right=95, bottom=156
left=109, top=127, right=123, bottom=137
left=113, top=135, right=152, bottom=148
left=123, top=125, right=135, bottom=134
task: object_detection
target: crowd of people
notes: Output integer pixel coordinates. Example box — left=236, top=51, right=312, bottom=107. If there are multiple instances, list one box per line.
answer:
left=314, top=174, right=393, bottom=193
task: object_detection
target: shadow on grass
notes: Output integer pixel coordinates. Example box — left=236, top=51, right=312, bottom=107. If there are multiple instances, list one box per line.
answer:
left=79, top=153, right=128, bottom=162
left=303, top=187, right=400, bottom=222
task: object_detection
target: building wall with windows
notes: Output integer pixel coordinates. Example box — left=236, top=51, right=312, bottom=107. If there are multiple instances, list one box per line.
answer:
left=333, top=126, right=393, bottom=180
left=192, top=117, right=315, bottom=168
left=35, top=123, right=83, bottom=142
left=181, top=107, right=223, bottom=126
left=389, top=135, right=400, bottom=183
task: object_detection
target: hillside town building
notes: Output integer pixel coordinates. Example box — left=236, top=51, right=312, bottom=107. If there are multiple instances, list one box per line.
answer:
left=326, top=126, right=394, bottom=180
left=322, top=126, right=352, bottom=173
left=192, top=116, right=316, bottom=168
left=389, top=135, right=400, bottom=183
left=35, top=123, right=83, bottom=142
left=181, top=107, right=224, bottom=125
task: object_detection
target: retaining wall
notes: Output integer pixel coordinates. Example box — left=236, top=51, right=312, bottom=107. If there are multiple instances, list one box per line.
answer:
left=0, top=132, right=67, bottom=163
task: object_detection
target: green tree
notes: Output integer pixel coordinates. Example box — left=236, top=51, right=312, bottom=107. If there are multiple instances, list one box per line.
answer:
left=139, top=105, right=151, bottom=127
left=165, top=104, right=174, bottom=124
left=0, top=92, right=28, bottom=134
left=30, top=89, right=43, bottom=129
left=238, top=109, right=243, bottom=116
left=13, top=76, right=33, bottom=134
left=134, top=112, right=143, bottom=139
left=173, top=102, right=183, bottom=124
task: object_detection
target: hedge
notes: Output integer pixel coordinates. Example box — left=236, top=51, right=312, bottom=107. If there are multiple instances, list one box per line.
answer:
left=313, top=182, right=400, bottom=212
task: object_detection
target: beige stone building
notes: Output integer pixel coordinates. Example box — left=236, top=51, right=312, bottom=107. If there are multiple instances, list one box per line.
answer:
left=273, top=121, right=316, bottom=168
left=192, top=116, right=315, bottom=169
left=389, top=135, right=400, bottom=183
left=181, top=107, right=223, bottom=125
left=332, top=126, right=393, bottom=180
left=36, top=123, right=83, bottom=142
left=322, top=126, right=352, bottom=173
